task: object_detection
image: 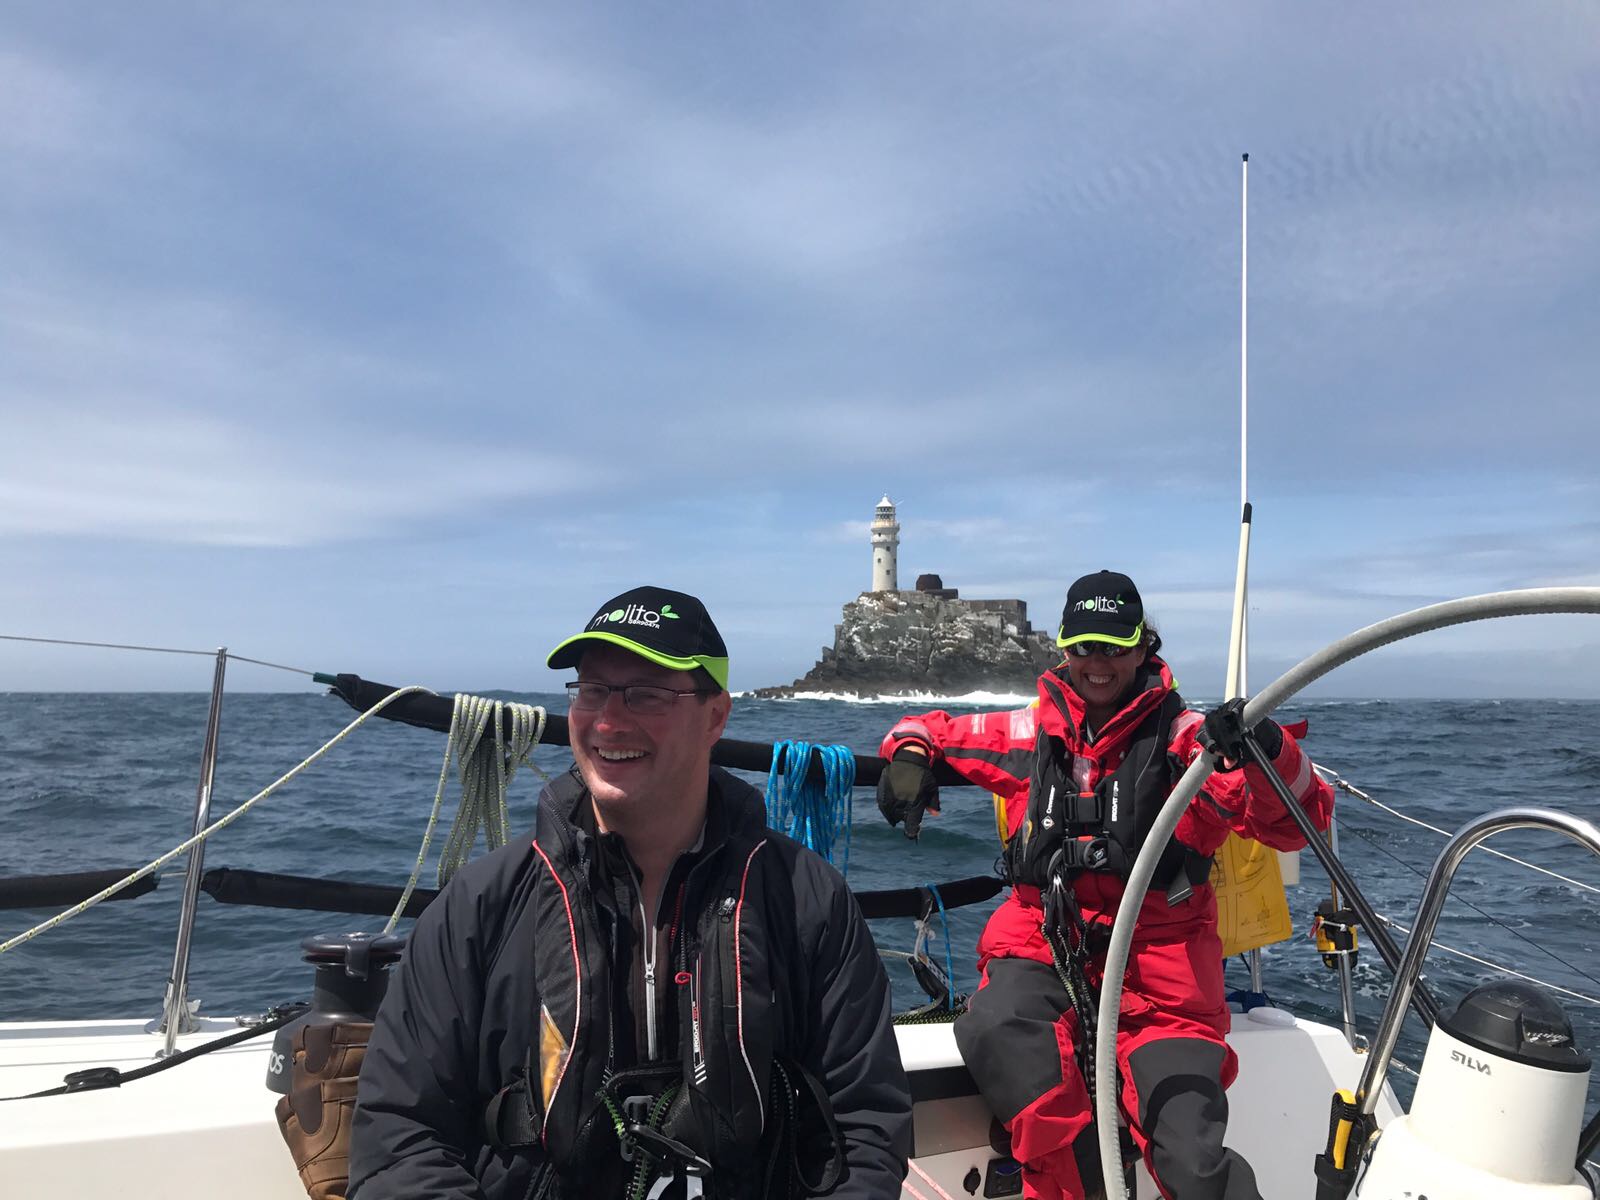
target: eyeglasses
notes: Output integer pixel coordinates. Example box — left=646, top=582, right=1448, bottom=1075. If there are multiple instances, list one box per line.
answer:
left=1064, top=641, right=1136, bottom=660
left=566, top=681, right=717, bottom=715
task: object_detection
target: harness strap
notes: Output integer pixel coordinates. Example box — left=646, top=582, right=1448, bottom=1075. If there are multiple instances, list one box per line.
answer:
left=1162, top=848, right=1216, bottom=908
left=1042, top=879, right=1102, bottom=1106
left=627, top=1124, right=711, bottom=1178
left=1048, top=837, right=1116, bottom=876
left=1064, top=791, right=1103, bottom=825
left=483, top=1061, right=539, bottom=1150
left=782, top=1059, right=849, bottom=1196
left=484, top=1057, right=847, bottom=1199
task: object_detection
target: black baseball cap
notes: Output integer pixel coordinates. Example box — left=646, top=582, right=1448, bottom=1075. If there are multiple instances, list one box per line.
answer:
left=1057, top=570, right=1145, bottom=650
left=546, top=586, right=730, bottom=690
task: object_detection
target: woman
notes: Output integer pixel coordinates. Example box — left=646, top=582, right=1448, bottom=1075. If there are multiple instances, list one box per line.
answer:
left=876, top=570, right=1334, bottom=1199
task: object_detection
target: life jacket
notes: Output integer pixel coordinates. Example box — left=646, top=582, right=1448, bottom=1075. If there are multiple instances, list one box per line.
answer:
left=483, top=779, right=845, bottom=1199
left=1007, top=673, right=1212, bottom=904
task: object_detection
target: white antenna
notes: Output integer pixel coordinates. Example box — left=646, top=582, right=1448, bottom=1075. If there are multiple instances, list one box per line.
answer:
left=1240, top=152, right=1249, bottom=523
left=1224, top=153, right=1251, bottom=701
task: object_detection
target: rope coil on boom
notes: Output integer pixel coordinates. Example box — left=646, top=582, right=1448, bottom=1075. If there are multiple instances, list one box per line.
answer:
left=765, top=740, right=856, bottom=874
left=437, top=696, right=547, bottom=884
left=386, top=694, right=548, bottom=932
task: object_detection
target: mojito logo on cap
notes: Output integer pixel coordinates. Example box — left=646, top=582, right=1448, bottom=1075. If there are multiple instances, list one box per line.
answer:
left=1057, top=570, right=1145, bottom=649
left=591, top=602, right=683, bottom=631
left=550, top=586, right=730, bottom=690
left=1073, top=594, right=1126, bottom=616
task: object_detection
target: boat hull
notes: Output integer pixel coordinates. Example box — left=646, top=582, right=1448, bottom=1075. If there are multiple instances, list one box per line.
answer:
left=0, top=1010, right=1399, bottom=1198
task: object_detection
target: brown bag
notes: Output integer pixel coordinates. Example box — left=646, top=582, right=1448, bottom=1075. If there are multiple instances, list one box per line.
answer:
left=274, top=1021, right=374, bottom=1200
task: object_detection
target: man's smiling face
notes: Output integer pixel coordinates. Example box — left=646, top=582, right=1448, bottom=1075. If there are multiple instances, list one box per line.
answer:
left=566, top=643, right=730, bottom=821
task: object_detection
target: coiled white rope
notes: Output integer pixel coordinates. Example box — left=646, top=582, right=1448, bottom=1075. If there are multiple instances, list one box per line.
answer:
left=383, top=694, right=548, bottom=932
left=0, top=685, right=433, bottom=957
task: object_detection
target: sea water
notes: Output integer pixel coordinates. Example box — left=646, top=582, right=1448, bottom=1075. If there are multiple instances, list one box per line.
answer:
left=2, top=689, right=1599, bottom=1115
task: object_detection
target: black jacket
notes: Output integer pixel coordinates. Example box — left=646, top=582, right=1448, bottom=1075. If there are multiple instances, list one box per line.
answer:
left=349, top=767, right=912, bottom=1199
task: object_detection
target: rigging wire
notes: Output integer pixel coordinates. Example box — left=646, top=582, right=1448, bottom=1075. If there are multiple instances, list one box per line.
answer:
left=223, top=653, right=316, bottom=677
left=1318, top=765, right=1600, bottom=896
left=0, top=634, right=316, bottom=678
left=0, top=686, right=433, bottom=956
left=0, top=633, right=219, bottom=657
left=1338, top=821, right=1600, bottom=1002
left=1368, top=911, right=1600, bottom=1009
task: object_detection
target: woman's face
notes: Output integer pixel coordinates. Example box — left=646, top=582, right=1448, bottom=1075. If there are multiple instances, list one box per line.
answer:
left=1063, top=640, right=1147, bottom=715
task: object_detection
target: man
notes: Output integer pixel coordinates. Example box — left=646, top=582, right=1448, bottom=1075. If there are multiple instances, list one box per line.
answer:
left=876, top=571, right=1333, bottom=1200
left=351, top=586, right=911, bottom=1199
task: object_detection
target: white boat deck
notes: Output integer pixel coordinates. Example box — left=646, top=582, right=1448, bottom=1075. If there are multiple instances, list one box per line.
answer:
left=0, top=1016, right=305, bottom=1198
left=1, top=1009, right=1401, bottom=1199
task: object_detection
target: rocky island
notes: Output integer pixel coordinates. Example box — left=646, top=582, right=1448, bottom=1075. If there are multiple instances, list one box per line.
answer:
left=755, top=498, right=1059, bottom=699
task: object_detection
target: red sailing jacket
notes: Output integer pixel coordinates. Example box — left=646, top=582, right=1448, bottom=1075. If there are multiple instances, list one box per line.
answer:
left=880, top=657, right=1335, bottom=964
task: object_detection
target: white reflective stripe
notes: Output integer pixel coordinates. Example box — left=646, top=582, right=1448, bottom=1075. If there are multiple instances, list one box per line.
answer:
left=1286, top=748, right=1314, bottom=797
left=733, top=840, right=768, bottom=1131
left=1008, top=706, right=1036, bottom=742
left=1171, top=710, right=1204, bottom=741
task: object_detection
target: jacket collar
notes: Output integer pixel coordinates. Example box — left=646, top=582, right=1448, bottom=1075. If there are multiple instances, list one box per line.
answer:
left=1036, top=655, right=1177, bottom=753
left=538, top=765, right=766, bottom=871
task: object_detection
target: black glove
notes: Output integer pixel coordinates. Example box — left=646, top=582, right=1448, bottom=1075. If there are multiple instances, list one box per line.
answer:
left=1199, top=698, right=1284, bottom=770
left=876, top=746, right=941, bottom=840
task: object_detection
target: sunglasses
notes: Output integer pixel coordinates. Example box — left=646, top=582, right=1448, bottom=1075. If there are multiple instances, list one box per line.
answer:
left=1064, top=641, right=1137, bottom=660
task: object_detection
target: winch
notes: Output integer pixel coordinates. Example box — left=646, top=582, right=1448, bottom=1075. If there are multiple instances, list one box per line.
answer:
left=1353, top=980, right=1595, bottom=1198
left=264, top=930, right=406, bottom=1095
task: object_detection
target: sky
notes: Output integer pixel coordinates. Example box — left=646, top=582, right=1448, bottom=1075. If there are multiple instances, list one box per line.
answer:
left=2, top=4, right=1598, bottom=698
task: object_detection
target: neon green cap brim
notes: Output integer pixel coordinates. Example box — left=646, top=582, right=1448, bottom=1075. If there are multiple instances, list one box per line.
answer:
left=1056, top=621, right=1145, bottom=650
left=546, top=631, right=730, bottom=691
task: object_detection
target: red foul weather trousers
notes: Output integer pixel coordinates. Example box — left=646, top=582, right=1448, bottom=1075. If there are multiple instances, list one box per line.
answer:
left=953, top=894, right=1264, bottom=1199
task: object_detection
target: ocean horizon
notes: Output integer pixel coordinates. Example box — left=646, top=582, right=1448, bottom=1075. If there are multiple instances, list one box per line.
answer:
left=4, top=691, right=1599, bottom=1116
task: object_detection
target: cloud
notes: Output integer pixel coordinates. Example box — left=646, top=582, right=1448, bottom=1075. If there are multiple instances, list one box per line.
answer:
left=2, top=4, right=1597, bottom=696
left=0, top=405, right=580, bottom=546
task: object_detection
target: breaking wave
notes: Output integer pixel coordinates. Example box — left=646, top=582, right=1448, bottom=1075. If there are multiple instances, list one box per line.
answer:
left=742, top=689, right=1035, bottom=707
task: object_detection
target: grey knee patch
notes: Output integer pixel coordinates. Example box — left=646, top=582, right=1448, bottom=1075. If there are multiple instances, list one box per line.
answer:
left=954, top=958, right=1073, bottom=1123
left=1129, top=1040, right=1260, bottom=1198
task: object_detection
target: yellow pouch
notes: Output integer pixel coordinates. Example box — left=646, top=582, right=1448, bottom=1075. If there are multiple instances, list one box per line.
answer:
left=1212, top=832, right=1293, bottom=957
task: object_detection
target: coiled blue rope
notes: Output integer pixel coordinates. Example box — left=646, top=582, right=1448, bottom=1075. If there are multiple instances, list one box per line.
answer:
left=765, top=740, right=856, bottom=875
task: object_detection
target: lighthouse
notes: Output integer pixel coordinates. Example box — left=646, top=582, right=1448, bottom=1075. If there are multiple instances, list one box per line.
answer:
left=870, top=495, right=900, bottom=592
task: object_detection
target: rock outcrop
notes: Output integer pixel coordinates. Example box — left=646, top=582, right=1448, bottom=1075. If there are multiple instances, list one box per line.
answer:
left=756, top=589, right=1059, bottom=698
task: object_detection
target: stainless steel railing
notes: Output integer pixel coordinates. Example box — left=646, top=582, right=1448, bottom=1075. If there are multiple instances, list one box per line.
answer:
left=1354, top=806, right=1600, bottom=1117
left=148, top=647, right=227, bottom=1055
